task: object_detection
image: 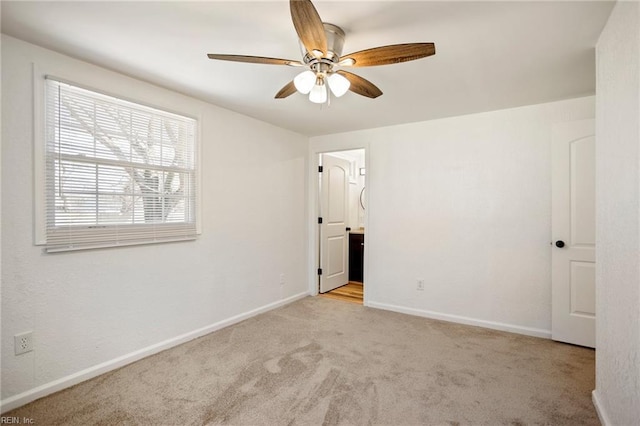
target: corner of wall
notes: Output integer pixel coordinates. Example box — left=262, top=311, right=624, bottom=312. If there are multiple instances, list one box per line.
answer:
left=594, top=1, right=640, bottom=424
left=591, top=390, right=613, bottom=426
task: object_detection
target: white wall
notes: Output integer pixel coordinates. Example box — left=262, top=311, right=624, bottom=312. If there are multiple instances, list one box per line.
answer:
left=310, top=96, right=594, bottom=336
left=1, top=36, right=308, bottom=408
left=593, top=1, right=640, bottom=424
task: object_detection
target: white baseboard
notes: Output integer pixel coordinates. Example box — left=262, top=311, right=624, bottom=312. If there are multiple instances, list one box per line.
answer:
left=366, top=301, right=551, bottom=339
left=592, top=390, right=612, bottom=426
left=0, top=292, right=309, bottom=414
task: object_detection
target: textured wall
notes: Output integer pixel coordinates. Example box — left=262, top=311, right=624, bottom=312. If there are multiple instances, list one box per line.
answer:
left=594, top=1, right=640, bottom=424
left=311, top=97, right=595, bottom=336
left=1, top=36, right=308, bottom=404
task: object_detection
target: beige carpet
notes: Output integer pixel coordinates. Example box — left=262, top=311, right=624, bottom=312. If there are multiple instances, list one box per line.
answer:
left=5, top=297, right=598, bottom=425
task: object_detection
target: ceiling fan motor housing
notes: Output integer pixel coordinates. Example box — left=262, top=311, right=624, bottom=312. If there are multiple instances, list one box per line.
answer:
left=300, top=23, right=345, bottom=64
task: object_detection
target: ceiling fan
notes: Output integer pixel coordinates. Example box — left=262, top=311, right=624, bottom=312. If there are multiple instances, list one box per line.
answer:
left=207, top=0, right=436, bottom=104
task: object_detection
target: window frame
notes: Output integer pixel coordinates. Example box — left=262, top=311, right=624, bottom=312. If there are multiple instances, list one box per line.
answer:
left=34, top=67, right=202, bottom=251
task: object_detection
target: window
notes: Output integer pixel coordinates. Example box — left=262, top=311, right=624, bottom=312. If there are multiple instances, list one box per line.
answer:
left=42, top=78, right=198, bottom=252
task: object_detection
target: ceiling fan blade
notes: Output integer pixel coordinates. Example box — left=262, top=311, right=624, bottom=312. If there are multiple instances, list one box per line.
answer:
left=340, top=43, right=436, bottom=67
left=336, top=70, right=383, bottom=99
left=207, top=54, right=304, bottom=67
left=275, top=81, right=298, bottom=99
left=290, top=0, right=327, bottom=56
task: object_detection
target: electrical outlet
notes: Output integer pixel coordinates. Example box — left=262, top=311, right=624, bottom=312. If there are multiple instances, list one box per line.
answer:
left=279, top=273, right=285, bottom=286
left=416, top=280, right=425, bottom=291
left=14, top=332, right=33, bottom=355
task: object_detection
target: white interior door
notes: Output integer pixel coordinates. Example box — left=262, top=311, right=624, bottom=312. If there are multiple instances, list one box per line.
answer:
left=552, top=119, right=596, bottom=348
left=319, top=154, right=350, bottom=293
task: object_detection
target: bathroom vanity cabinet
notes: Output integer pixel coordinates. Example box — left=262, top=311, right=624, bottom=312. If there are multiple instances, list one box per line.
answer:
left=349, top=231, right=364, bottom=283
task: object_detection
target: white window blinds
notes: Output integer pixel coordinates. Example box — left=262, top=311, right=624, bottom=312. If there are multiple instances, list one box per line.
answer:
left=44, top=78, right=198, bottom=252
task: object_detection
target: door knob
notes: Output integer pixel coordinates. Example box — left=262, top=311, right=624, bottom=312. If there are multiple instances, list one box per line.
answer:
left=555, top=240, right=565, bottom=248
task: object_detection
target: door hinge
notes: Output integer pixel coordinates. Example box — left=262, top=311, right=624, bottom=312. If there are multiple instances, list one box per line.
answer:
left=318, top=165, right=323, bottom=173
left=317, top=268, right=323, bottom=276
left=346, top=227, right=351, bottom=231
left=318, top=217, right=323, bottom=224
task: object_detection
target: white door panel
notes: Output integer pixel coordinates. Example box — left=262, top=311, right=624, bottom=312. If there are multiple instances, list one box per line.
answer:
left=570, top=137, right=596, bottom=246
left=327, top=236, right=346, bottom=276
left=570, top=261, right=596, bottom=317
left=320, top=154, right=350, bottom=293
left=328, top=167, right=346, bottom=222
left=552, top=119, right=595, bottom=348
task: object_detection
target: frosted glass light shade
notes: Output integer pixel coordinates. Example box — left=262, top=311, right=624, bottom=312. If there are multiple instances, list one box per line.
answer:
left=328, top=73, right=350, bottom=97
left=309, top=83, right=327, bottom=104
left=294, top=71, right=316, bottom=94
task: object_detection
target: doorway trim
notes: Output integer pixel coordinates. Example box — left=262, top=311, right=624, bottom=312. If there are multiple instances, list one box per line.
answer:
left=307, top=144, right=369, bottom=305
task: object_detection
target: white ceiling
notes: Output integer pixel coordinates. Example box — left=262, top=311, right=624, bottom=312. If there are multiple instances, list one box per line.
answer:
left=1, top=1, right=614, bottom=136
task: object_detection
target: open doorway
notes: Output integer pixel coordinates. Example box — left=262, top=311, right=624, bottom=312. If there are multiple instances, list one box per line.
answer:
left=316, top=149, right=365, bottom=304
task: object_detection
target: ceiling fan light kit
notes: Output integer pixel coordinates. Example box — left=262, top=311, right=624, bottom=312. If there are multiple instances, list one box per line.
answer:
left=295, top=23, right=352, bottom=103
left=309, top=78, right=327, bottom=104
left=327, top=73, right=350, bottom=97
left=294, top=70, right=316, bottom=94
left=207, top=0, right=436, bottom=106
